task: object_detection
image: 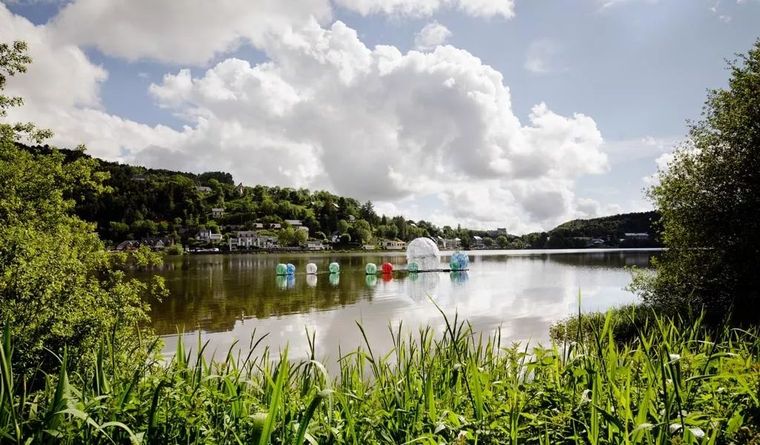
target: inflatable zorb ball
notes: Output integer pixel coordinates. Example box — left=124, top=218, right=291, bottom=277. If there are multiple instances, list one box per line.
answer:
left=365, top=263, right=378, bottom=275
left=306, top=263, right=318, bottom=275
left=275, top=263, right=288, bottom=276
left=407, top=262, right=419, bottom=273
left=406, top=237, right=440, bottom=271
left=328, top=262, right=340, bottom=274
left=449, top=251, right=469, bottom=271
left=286, top=263, right=296, bottom=275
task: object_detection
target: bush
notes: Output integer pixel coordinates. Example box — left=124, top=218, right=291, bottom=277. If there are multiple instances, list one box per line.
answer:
left=550, top=304, right=659, bottom=344
left=165, top=243, right=184, bottom=255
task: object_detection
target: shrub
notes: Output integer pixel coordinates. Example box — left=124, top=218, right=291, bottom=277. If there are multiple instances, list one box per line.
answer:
left=641, top=39, right=760, bottom=323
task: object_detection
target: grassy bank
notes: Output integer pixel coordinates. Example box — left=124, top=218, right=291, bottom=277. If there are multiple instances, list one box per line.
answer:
left=1, top=311, right=758, bottom=444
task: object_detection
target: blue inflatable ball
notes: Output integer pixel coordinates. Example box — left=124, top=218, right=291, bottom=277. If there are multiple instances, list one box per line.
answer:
left=449, top=251, right=470, bottom=271
left=286, top=263, right=296, bottom=275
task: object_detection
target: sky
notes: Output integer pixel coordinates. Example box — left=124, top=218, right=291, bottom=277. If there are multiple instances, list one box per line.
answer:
left=1, top=0, right=759, bottom=233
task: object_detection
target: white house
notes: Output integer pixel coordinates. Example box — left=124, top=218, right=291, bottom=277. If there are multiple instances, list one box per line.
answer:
left=437, top=237, right=461, bottom=250
left=197, top=230, right=222, bottom=243
left=380, top=239, right=406, bottom=250
left=211, top=207, right=225, bottom=218
left=305, top=239, right=326, bottom=251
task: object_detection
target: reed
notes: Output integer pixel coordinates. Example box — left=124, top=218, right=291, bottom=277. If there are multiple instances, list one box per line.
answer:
left=0, top=308, right=758, bottom=444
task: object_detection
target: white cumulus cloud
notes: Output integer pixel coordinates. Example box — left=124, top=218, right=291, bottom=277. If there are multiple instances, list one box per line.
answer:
left=2, top=4, right=608, bottom=232
left=143, top=19, right=607, bottom=230
left=333, top=0, right=514, bottom=18
left=414, top=21, right=452, bottom=50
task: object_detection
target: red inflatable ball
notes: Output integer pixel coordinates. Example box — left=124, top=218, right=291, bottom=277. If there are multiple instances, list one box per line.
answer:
left=381, top=262, right=394, bottom=274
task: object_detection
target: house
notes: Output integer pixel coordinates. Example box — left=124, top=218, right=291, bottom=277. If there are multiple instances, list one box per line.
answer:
left=115, top=240, right=140, bottom=251
left=305, top=239, right=326, bottom=251
left=258, top=235, right=278, bottom=248
left=197, top=229, right=223, bottom=243
left=380, top=239, right=406, bottom=250
left=362, top=244, right=377, bottom=250
left=196, top=186, right=212, bottom=193
left=347, top=215, right=356, bottom=222
left=142, top=238, right=171, bottom=251
left=624, top=233, right=650, bottom=241
left=228, top=231, right=256, bottom=250
left=471, top=236, right=485, bottom=249
left=211, top=207, right=225, bottom=218
left=436, top=237, right=461, bottom=250
left=253, top=223, right=264, bottom=229
left=269, top=223, right=282, bottom=229
left=131, top=175, right=146, bottom=182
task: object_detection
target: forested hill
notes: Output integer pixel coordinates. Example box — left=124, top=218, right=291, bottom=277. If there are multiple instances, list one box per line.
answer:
left=19, top=144, right=445, bottom=245
left=543, top=211, right=661, bottom=248
left=19, top=144, right=661, bottom=249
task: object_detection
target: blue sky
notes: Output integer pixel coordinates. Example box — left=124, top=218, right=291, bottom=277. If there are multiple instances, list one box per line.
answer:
left=2, top=0, right=759, bottom=232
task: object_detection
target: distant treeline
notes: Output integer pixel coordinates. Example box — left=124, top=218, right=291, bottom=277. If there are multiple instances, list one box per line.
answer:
left=18, top=144, right=661, bottom=248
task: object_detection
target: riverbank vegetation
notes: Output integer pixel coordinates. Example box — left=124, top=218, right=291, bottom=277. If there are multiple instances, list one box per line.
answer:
left=2, top=312, right=759, bottom=443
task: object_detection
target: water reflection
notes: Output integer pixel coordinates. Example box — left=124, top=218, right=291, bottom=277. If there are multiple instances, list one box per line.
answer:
left=407, top=273, right=440, bottom=303
left=136, top=249, right=661, bottom=361
left=450, top=271, right=469, bottom=285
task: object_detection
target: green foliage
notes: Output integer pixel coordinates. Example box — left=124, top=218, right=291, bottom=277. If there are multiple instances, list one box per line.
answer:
left=165, top=243, right=184, bottom=256
left=550, top=304, right=661, bottom=345
left=0, top=41, right=159, bottom=375
left=640, top=39, right=760, bottom=322
left=0, top=313, right=757, bottom=443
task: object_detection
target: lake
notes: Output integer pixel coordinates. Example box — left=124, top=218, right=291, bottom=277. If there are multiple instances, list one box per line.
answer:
left=141, top=249, right=659, bottom=362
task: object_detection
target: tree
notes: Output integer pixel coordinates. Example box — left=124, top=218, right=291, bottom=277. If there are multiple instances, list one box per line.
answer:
left=294, top=228, right=308, bottom=245
left=353, top=219, right=373, bottom=244
left=337, top=219, right=350, bottom=234
left=496, top=235, right=509, bottom=248
left=0, top=41, right=161, bottom=374
left=638, top=39, right=760, bottom=322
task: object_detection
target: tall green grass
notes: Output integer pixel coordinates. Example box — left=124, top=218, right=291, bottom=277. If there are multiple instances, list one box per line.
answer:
left=1, top=309, right=758, bottom=444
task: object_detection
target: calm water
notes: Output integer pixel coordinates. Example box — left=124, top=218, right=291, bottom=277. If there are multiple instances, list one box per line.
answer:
left=140, top=249, right=659, bottom=361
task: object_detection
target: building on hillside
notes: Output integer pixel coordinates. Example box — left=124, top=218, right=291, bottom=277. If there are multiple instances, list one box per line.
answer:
left=284, top=219, right=302, bottom=227
left=115, top=240, right=140, bottom=251
left=471, top=236, right=485, bottom=249
left=487, top=228, right=508, bottom=237
left=211, top=207, right=225, bottom=218
left=624, top=232, right=650, bottom=240
left=196, top=185, right=212, bottom=193
left=253, top=222, right=264, bottom=229
left=197, top=229, right=223, bottom=243
left=379, top=239, right=406, bottom=250
left=228, top=231, right=257, bottom=249
left=436, top=237, right=461, bottom=250
left=269, top=223, right=282, bottom=229
left=142, top=238, right=170, bottom=251
left=305, top=239, right=326, bottom=251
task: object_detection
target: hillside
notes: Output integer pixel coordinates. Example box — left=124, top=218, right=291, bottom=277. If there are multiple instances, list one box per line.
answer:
left=19, top=144, right=661, bottom=250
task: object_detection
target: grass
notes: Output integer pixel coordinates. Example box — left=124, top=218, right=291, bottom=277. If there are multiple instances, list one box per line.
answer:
left=1, top=309, right=759, bottom=444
